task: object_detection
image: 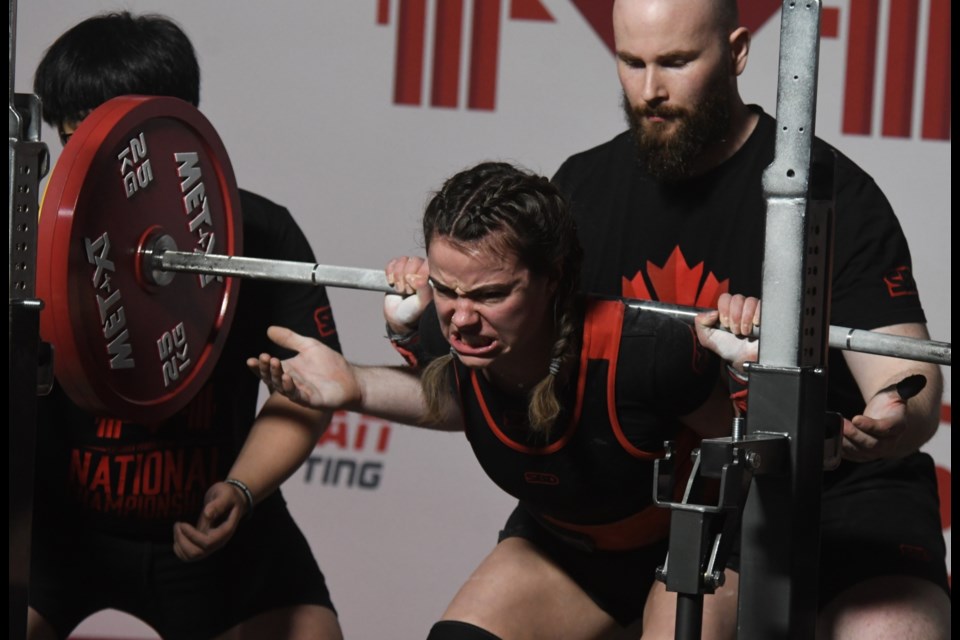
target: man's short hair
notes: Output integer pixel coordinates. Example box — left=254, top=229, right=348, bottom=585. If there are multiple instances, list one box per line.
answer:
left=34, top=11, right=200, bottom=126
left=717, top=0, right=740, bottom=33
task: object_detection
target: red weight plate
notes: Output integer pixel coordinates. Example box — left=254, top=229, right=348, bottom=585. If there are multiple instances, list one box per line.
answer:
left=37, top=95, right=242, bottom=423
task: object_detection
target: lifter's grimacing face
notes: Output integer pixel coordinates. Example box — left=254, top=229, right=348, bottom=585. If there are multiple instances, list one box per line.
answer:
left=426, top=236, right=555, bottom=374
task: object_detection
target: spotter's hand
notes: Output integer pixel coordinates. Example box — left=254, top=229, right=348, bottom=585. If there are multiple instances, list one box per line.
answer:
left=173, top=481, right=244, bottom=562
left=842, top=374, right=927, bottom=462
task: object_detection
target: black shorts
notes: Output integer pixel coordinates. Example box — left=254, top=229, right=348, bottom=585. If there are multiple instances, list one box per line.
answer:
left=498, top=505, right=670, bottom=627
left=817, top=451, right=950, bottom=606
left=498, top=452, right=949, bottom=628
left=30, top=494, right=335, bottom=639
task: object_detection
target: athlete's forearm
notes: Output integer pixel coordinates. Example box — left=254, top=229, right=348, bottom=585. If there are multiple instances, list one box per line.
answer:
left=354, top=365, right=461, bottom=431
left=226, top=394, right=333, bottom=506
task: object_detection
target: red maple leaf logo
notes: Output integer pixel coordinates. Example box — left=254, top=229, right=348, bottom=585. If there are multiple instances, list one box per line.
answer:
left=621, top=246, right=729, bottom=307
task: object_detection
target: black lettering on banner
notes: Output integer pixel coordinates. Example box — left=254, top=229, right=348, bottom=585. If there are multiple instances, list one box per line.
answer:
left=307, top=412, right=391, bottom=491
left=304, top=456, right=383, bottom=490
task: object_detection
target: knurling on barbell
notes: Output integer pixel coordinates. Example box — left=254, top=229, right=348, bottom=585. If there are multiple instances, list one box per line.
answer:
left=36, top=97, right=951, bottom=424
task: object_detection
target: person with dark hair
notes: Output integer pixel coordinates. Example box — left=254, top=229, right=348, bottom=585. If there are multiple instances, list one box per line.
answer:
left=30, top=11, right=344, bottom=640
left=551, top=0, right=950, bottom=638
left=34, top=11, right=200, bottom=137
left=249, top=161, right=755, bottom=640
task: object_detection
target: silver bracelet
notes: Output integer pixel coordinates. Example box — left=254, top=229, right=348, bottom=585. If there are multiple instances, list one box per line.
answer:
left=225, top=478, right=254, bottom=518
left=385, top=322, right=418, bottom=346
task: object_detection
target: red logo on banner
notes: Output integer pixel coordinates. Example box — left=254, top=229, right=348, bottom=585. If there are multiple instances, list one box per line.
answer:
left=379, top=0, right=950, bottom=140
left=937, top=404, right=950, bottom=531
left=379, top=0, right=554, bottom=110
left=318, top=411, right=393, bottom=453
left=842, top=0, right=950, bottom=140
left=306, top=411, right=392, bottom=490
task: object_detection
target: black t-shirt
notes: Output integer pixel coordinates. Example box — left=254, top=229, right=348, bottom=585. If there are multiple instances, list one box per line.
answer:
left=35, top=189, right=341, bottom=539
left=552, top=107, right=926, bottom=421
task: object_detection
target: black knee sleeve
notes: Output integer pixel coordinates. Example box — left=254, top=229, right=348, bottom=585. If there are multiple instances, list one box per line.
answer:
left=426, top=620, right=503, bottom=640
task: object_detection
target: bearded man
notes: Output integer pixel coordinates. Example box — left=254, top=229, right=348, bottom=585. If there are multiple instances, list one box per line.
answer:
left=552, top=0, right=950, bottom=638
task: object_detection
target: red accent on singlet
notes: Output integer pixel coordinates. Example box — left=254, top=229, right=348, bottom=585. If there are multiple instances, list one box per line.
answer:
left=458, top=299, right=700, bottom=550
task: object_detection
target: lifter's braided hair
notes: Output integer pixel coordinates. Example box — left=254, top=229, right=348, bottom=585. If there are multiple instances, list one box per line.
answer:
left=420, top=162, right=583, bottom=435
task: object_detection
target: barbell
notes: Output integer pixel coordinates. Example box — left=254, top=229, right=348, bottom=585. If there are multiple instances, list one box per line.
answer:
left=36, top=96, right=951, bottom=424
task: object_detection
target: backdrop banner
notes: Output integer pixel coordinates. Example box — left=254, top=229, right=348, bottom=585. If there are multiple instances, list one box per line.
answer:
left=13, top=2, right=950, bottom=638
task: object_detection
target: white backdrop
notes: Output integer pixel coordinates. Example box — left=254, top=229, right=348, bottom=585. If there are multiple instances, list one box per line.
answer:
left=12, top=1, right=950, bottom=638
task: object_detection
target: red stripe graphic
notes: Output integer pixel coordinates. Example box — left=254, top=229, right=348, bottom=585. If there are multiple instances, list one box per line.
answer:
left=431, top=0, right=464, bottom=107
left=843, top=0, right=880, bottom=136
left=394, top=0, right=427, bottom=105
left=738, top=0, right=783, bottom=34
left=935, top=465, right=950, bottom=529
left=936, top=404, right=950, bottom=536
left=821, top=6, right=840, bottom=38
left=922, top=0, right=951, bottom=140
left=511, top=0, right=553, bottom=21
left=468, top=0, right=502, bottom=110
left=881, top=0, right=920, bottom=138
left=384, top=0, right=945, bottom=136
left=570, top=0, right=615, bottom=52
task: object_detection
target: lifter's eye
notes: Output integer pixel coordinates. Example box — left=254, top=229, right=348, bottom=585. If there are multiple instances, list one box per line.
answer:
left=428, top=278, right=455, bottom=298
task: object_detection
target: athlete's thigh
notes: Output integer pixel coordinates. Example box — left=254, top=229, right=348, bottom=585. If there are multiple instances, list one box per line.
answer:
left=816, top=575, right=950, bottom=640
left=441, top=537, right=623, bottom=640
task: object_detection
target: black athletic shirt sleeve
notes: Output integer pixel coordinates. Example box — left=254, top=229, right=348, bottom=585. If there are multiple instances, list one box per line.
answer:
left=236, top=189, right=342, bottom=358
left=824, top=150, right=925, bottom=330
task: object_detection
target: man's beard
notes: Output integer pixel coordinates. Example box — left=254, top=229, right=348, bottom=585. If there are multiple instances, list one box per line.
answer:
left=622, top=80, right=732, bottom=183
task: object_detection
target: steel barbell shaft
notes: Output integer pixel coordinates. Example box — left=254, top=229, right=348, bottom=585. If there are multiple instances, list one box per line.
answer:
left=622, top=301, right=951, bottom=366
left=155, top=250, right=395, bottom=293
left=149, top=249, right=951, bottom=366
left=827, top=326, right=950, bottom=367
